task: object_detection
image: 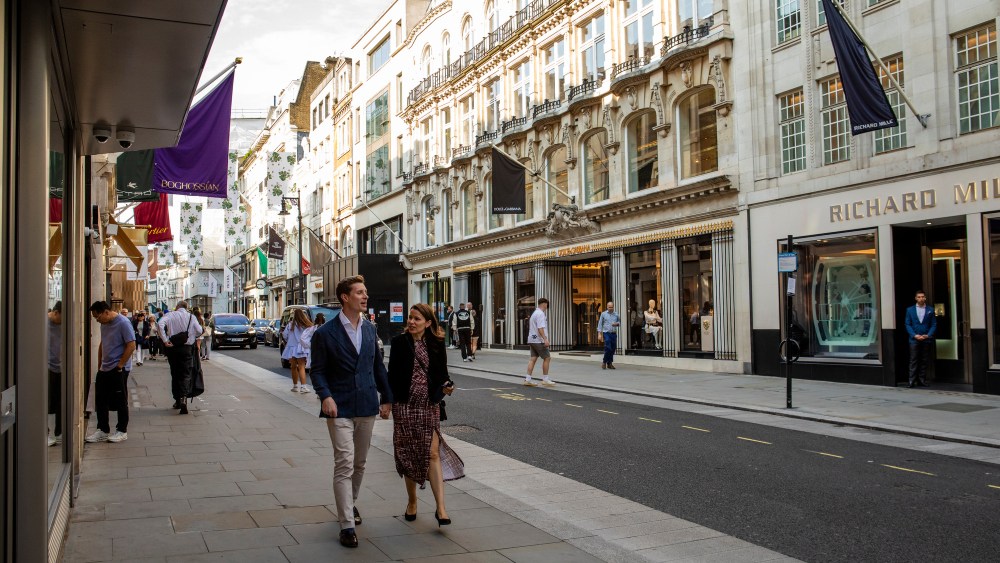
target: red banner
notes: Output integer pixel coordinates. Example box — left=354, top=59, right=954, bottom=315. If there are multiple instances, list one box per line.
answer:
left=49, top=198, right=62, bottom=223
left=134, top=193, right=172, bottom=243
left=302, top=257, right=311, bottom=275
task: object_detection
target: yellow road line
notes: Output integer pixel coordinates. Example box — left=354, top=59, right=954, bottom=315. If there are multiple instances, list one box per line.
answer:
left=988, top=485, right=1000, bottom=490
left=639, top=417, right=662, bottom=423
left=597, top=409, right=619, bottom=415
left=881, top=464, right=936, bottom=477
left=682, top=425, right=710, bottom=432
left=535, top=398, right=552, bottom=402
left=805, top=450, right=844, bottom=459
left=565, top=403, right=583, bottom=408
left=738, top=437, right=772, bottom=445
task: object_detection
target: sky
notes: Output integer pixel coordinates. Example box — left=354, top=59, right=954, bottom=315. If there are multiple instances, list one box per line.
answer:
left=203, top=0, right=392, bottom=110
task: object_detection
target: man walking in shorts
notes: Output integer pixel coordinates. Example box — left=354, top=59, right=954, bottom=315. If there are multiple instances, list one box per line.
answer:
left=525, top=298, right=555, bottom=387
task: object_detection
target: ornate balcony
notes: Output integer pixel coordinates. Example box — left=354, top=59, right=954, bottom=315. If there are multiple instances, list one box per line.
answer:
left=475, top=130, right=499, bottom=146
left=567, top=79, right=601, bottom=101
left=661, top=18, right=714, bottom=56
left=532, top=99, right=561, bottom=118
left=501, top=115, right=529, bottom=133
left=610, top=55, right=651, bottom=80
left=452, top=145, right=472, bottom=159
left=413, top=162, right=430, bottom=176
left=433, top=155, right=449, bottom=169
left=402, top=172, right=413, bottom=184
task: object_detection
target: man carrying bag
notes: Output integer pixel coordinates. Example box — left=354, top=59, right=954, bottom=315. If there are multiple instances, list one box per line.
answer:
left=158, top=301, right=203, bottom=414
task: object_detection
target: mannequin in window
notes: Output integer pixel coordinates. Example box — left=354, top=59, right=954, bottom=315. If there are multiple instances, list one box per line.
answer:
left=644, top=299, right=662, bottom=349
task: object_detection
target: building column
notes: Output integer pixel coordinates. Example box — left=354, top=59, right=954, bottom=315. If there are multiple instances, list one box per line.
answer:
left=661, top=240, right=679, bottom=357
left=479, top=270, right=492, bottom=347
left=534, top=261, right=571, bottom=350
left=504, top=266, right=515, bottom=348
left=610, top=249, right=627, bottom=353
left=453, top=272, right=469, bottom=306
left=712, top=229, right=737, bottom=360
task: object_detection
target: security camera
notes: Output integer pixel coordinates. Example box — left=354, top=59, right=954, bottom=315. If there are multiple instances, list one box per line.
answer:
left=116, top=130, right=135, bottom=150
left=398, top=253, right=413, bottom=270
left=93, top=127, right=111, bottom=143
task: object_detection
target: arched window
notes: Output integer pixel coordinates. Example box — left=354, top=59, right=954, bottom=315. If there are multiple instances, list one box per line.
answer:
left=486, top=1, right=498, bottom=34
left=582, top=130, right=610, bottom=204
left=421, top=45, right=432, bottom=76
left=442, top=189, right=453, bottom=243
left=544, top=146, right=569, bottom=208
left=626, top=112, right=657, bottom=192
left=486, top=173, right=505, bottom=230
left=677, top=88, right=718, bottom=179
left=462, top=16, right=474, bottom=50
left=463, top=182, right=478, bottom=236
left=516, top=158, right=534, bottom=222
left=341, top=226, right=354, bottom=256
left=441, top=33, right=451, bottom=67
left=423, top=196, right=437, bottom=247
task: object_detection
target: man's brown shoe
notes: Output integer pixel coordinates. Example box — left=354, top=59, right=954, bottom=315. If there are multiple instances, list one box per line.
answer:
left=339, top=529, right=358, bottom=548
left=608, top=364, right=616, bottom=369
left=601, top=363, right=606, bottom=369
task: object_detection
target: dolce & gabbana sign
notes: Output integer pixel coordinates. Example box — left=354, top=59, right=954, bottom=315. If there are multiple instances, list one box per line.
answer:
left=830, top=176, right=1000, bottom=223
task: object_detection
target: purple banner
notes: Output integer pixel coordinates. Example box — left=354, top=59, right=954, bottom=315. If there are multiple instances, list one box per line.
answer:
left=153, top=71, right=234, bottom=198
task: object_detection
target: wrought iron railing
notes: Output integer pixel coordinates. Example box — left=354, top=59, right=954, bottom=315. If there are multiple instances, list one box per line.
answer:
left=413, top=162, right=430, bottom=176
left=610, top=55, right=651, bottom=80
left=532, top=99, right=562, bottom=118
left=475, top=130, right=499, bottom=146
left=662, top=18, right=714, bottom=56
left=433, top=155, right=449, bottom=168
left=452, top=145, right=472, bottom=159
left=567, top=79, right=601, bottom=101
left=402, top=172, right=413, bottom=183
left=501, top=115, right=529, bottom=133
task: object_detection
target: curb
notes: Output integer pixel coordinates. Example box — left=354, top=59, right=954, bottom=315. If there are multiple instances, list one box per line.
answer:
left=450, top=363, right=1000, bottom=451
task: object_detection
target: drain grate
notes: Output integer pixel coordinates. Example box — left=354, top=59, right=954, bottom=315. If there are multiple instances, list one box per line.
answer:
left=916, top=402, right=996, bottom=414
left=442, top=424, right=480, bottom=434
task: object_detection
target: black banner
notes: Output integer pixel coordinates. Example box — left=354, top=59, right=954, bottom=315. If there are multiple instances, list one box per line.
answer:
left=267, top=226, right=286, bottom=259
left=491, top=148, right=526, bottom=214
left=822, top=0, right=898, bottom=135
left=116, top=150, right=159, bottom=201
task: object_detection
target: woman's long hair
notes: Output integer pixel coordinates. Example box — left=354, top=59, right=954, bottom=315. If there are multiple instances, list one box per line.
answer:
left=411, top=303, right=444, bottom=343
left=191, top=306, right=204, bottom=327
left=292, top=308, right=313, bottom=329
left=314, top=313, right=326, bottom=326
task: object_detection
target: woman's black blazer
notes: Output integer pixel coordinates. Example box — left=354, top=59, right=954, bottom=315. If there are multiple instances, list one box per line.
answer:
left=388, top=333, right=451, bottom=405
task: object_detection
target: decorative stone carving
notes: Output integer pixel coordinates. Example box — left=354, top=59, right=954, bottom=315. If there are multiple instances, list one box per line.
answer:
left=545, top=203, right=601, bottom=240
left=709, top=55, right=727, bottom=103
left=561, top=123, right=576, bottom=169
left=680, top=62, right=693, bottom=88
left=650, top=82, right=664, bottom=125
left=578, top=107, right=592, bottom=130
left=625, top=86, right=637, bottom=110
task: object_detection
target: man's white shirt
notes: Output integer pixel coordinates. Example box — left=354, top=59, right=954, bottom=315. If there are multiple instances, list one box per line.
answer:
left=157, top=309, right=203, bottom=346
left=339, top=311, right=363, bottom=354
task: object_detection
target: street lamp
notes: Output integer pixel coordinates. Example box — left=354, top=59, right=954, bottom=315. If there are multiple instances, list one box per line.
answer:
left=278, top=196, right=303, bottom=305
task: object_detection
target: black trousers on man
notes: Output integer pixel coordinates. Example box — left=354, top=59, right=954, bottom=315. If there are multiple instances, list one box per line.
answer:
left=908, top=339, right=932, bottom=385
left=458, top=328, right=473, bottom=360
left=94, top=369, right=129, bottom=433
left=48, top=370, right=62, bottom=436
left=166, top=344, right=194, bottom=399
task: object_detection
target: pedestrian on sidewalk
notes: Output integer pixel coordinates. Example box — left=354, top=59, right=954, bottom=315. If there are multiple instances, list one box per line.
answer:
left=47, top=301, right=63, bottom=447
left=310, top=275, right=392, bottom=549
left=201, top=311, right=212, bottom=361
left=388, top=303, right=464, bottom=526
left=147, top=310, right=163, bottom=361
left=282, top=309, right=313, bottom=393
left=597, top=301, right=620, bottom=370
left=525, top=298, right=555, bottom=387
left=158, top=300, right=203, bottom=415
left=468, top=302, right=480, bottom=360
left=86, top=301, right=135, bottom=443
left=300, top=312, right=326, bottom=374
left=131, top=311, right=151, bottom=367
left=191, top=307, right=207, bottom=394
left=904, top=290, right=936, bottom=388
left=444, top=305, right=457, bottom=349
left=452, top=303, right=474, bottom=362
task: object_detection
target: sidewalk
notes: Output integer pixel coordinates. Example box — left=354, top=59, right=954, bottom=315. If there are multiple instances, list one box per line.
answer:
left=448, top=347, right=1000, bottom=451
left=62, top=354, right=796, bottom=563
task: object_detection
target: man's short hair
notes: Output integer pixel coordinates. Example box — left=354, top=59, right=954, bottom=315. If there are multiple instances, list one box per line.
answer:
left=538, top=298, right=549, bottom=306
left=51, top=300, right=62, bottom=313
left=336, top=275, right=366, bottom=302
left=176, top=300, right=189, bottom=309
left=89, top=301, right=111, bottom=314
left=915, top=290, right=926, bottom=297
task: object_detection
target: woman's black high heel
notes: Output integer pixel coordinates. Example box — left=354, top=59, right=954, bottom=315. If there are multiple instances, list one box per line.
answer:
left=403, top=510, right=417, bottom=522
left=434, top=510, right=451, bottom=527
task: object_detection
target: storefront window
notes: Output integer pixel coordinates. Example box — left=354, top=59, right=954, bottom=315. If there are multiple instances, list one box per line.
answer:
left=583, top=130, right=610, bottom=204
left=48, top=90, right=68, bottom=500
left=514, top=266, right=535, bottom=345
left=679, top=237, right=713, bottom=353
left=784, top=232, right=880, bottom=360
left=419, top=278, right=450, bottom=320
left=986, top=218, right=1000, bottom=364
left=627, top=248, right=662, bottom=353
left=491, top=270, right=507, bottom=345
left=627, top=112, right=657, bottom=193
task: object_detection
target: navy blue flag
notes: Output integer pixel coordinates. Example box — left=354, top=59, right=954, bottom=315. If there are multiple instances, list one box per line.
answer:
left=822, top=0, right=898, bottom=135
left=491, top=148, right=526, bottom=214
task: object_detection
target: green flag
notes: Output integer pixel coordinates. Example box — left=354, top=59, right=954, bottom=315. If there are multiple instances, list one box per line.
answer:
left=257, top=246, right=268, bottom=276
left=116, top=150, right=158, bottom=201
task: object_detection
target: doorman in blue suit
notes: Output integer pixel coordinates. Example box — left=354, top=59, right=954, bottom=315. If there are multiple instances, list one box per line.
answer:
left=903, top=290, right=936, bottom=388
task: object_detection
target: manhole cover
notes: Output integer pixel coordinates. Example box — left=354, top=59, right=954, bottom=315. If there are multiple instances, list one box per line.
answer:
left=442, top=425, right=480, bottom=434
left=916, top=402, right=996, bottom=413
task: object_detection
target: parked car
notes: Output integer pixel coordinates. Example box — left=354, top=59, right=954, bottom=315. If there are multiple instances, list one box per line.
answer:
left=265, top=318, right=282, bottom=347
left=279, top=304, right=340, bottom=368
left=209, top=313, right=257, bottom=350
left=251, top=318, right=271, bottom=343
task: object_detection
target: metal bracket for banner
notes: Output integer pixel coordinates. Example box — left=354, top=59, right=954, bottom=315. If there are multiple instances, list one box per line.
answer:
left=195, top=57, right=242, bottom=97
left=491, top=144, right=575, bottom=205
left=829, top=1, right=929, bottom=128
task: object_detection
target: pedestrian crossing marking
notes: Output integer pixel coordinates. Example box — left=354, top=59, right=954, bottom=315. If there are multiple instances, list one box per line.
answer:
left=565, top=403, right=583, bottom=408
left=805, top=450, right=844, bottom=459
left=738, top=437, right=772, bottom=445
left=639, top=417, right=662, bottom=423
left=988, top=485, right=1000, bottom=490
left=682, top=425, right=710, bottom=432
left=881, top=464, right=935, bottom=477
left=597, top=409, right=619, bottom=415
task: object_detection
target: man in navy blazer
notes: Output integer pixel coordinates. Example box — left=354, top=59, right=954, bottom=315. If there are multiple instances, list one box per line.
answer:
left=310, top=275, right=392, bottom=548
left=904, top=290, right=936, bottom=388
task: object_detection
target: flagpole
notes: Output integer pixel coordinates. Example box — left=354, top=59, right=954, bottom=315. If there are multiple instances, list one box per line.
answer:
left=195, top=57, right=242, bottom=97
left=491, top=144, right=575, bottom=204
left=828, top=1, right=929, bottom=128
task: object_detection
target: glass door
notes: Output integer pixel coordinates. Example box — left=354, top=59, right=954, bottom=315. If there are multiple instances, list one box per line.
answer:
left=571, top=261, right=610, bottom=350
left=929, top=241, right=970, bottom=384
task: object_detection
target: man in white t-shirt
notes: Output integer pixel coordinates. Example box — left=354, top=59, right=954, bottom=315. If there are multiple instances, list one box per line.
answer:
left=525, top=298, right=555, bottom=387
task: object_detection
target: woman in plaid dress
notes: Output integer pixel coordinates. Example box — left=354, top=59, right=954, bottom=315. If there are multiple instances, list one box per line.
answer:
left=388, top=303, right=464, bottom=525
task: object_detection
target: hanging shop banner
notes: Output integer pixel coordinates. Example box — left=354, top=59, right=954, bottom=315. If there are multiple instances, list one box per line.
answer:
left=267, top=226, right=286, bottom=260
left=491, top=147, right=526, bottom=214
left=116, top=149, right=158, bottom=201
left=153, top=71, right=234, bottom=197
left=134, top=193, right=172, bottom=243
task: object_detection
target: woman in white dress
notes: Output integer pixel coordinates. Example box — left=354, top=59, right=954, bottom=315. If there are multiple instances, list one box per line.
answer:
left=643, top=299, right=663, bottom=349
left=298, top=313, right=326, bottom=373
left=282, top=309, right=313, bottom=393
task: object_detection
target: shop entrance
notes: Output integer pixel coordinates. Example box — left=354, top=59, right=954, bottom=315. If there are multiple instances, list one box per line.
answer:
left=892, top=223, right=971, bottom=386
left=571, top=261, right=611, bottom=350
